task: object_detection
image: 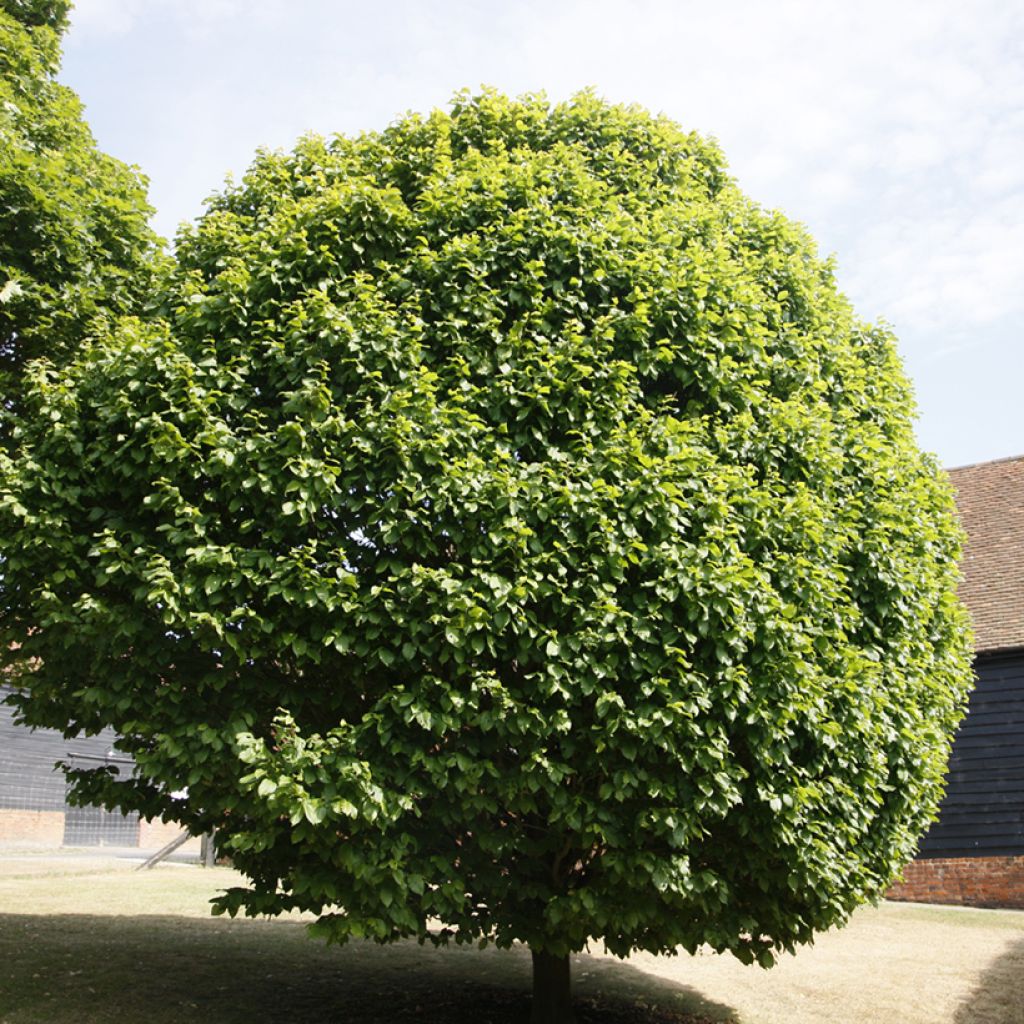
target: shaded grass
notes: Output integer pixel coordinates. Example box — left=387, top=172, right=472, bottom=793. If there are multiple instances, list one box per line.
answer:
left=0, top=914, right=728, bottom=1024
left=952, top=932, right=1024, bottom=1024
left=0, top=863, right=729, bottom=1024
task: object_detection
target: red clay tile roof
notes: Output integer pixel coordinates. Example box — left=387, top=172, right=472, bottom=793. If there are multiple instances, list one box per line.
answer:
left=949, top=454, right=1024, bottom=654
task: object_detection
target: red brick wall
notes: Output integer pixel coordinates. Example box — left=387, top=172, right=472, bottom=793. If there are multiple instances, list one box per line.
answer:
left=888, top=855, right=1024, bottom=910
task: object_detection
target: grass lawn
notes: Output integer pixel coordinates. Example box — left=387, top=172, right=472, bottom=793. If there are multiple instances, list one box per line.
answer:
left=0, top=853, right=1022, bottom=1024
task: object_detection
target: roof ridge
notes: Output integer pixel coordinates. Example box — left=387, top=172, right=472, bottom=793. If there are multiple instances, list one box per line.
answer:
left=947, top=452, right=1024, bottom=473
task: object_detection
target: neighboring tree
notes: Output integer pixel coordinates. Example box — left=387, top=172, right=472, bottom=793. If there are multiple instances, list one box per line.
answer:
left=0, top=91, right=973, bottom=1022
left=0, top=0, right=160, bottom=442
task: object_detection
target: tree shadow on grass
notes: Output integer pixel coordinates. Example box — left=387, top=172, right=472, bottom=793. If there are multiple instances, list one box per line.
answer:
left=952, top=930, right=1024, bottom=1024
left=0, top=913, right=739, bottom=1024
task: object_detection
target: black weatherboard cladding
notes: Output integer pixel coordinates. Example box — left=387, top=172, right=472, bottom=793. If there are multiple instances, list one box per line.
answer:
left=918, top=650, right=1024, bottom=858
left=0, top=686, right=139, bottom=845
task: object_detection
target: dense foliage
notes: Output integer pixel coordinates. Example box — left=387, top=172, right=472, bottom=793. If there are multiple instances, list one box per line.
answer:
left=0, top=0, right=159, bottom=440
left=1, top=92, right=972, bottom=977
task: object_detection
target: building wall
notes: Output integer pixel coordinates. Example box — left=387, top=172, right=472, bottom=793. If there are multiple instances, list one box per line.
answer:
left=1, top=687, right=182, bottom=850
left=1, top=687, right=130, bottom=846
left=889, top=648, right=1024, bottom=909
left=889, top=855, right=1024, bottom=910
left=916, top=650, right=1024, bottom=863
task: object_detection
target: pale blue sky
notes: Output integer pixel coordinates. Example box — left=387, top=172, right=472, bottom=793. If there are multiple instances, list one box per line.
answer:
left=62, top=0, right=1024, bottom=469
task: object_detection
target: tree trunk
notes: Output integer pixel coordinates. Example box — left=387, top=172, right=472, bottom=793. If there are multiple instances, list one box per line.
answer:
left=530, top=948, right=575, bottom=1024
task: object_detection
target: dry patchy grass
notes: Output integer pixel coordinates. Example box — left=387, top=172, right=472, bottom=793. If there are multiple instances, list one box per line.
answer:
left=0, top=854, right=1021, bottom=1024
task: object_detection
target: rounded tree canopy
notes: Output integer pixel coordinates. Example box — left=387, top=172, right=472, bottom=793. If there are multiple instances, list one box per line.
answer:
left=0, top=90, right=972, bottom=965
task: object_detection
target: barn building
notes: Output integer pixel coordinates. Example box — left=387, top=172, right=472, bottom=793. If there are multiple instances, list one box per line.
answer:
left=890, top=454, right=1024, bottom=908
left=0, top=697, right=191, bottom=851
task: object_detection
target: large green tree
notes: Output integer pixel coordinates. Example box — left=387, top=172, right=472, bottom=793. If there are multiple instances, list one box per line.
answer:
left=0, top=0, right=160, bottom=441
left=0, top=91, right=972, bottom=1023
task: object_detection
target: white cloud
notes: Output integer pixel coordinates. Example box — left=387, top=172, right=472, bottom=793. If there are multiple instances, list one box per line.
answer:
left=60, top=0, right=1024, bottom=464
left=69, top=0, right=147, bottom=36
left=70, top=0, right=288, bottom=39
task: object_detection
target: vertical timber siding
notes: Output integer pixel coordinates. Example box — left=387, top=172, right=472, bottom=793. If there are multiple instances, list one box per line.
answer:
left=917, top=650, right=1024, bottom=861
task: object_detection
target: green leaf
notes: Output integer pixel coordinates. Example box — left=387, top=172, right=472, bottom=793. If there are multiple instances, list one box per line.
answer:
left=0, top=86, right=974, bottom=977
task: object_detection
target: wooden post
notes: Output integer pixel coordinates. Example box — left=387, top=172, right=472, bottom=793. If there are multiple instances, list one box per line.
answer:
left=201, top=830, right=216, bottom=868
left=136, top=829, right=190, bottom=870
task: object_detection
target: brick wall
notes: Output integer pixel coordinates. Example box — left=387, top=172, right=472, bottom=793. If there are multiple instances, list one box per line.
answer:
left=0, top=808, right=66, bottom=847
left=888, top=855, right=1024, bottom=910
